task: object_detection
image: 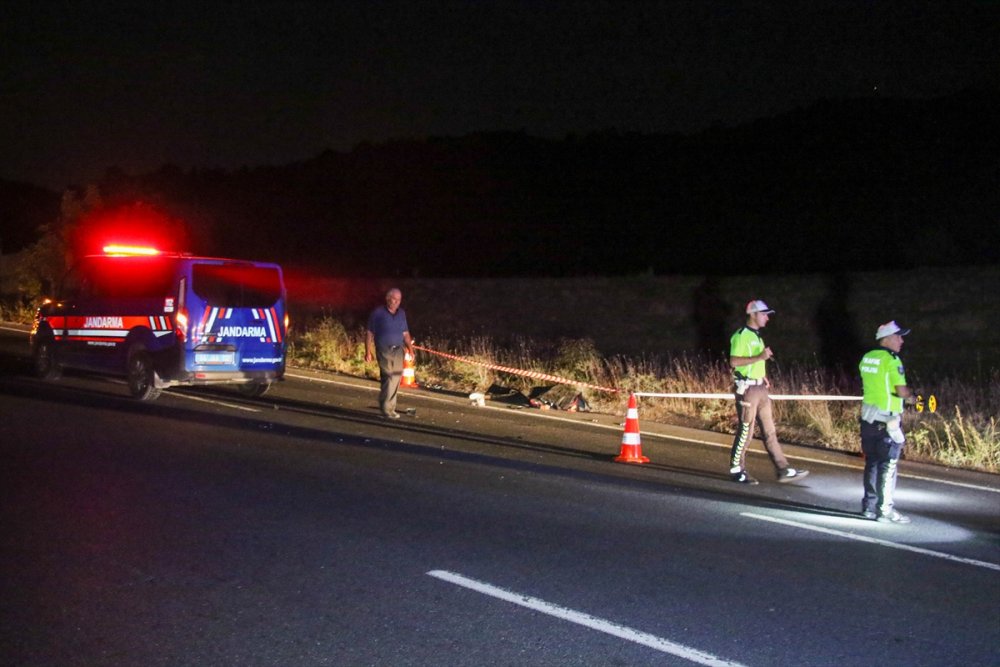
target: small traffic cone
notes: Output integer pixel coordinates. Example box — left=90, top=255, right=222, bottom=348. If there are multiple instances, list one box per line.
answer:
left=614, top=393, right=649, bottom=464
left=401, top=350, right=417, bottom=388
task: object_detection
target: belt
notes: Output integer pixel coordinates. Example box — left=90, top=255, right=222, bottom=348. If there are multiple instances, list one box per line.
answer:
left=734, top=378, right=764, bottom=396
left=860, top=404, right=900, bottom=424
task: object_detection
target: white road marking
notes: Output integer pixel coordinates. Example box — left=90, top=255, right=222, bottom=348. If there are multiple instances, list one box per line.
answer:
left=102, top=379, right=262, bottom=413
left=650, top=432, right=1000, bottom=493
left=742, top=512, right=1000, bottom=572
left=890, top=472, right=1000, bottom=493
left=426, top=569, right=747, bottom=667
left=167, top=391, right=260, bottom=412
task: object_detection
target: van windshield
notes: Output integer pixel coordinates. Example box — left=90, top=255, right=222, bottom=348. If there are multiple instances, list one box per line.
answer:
left=192, top=263, right=282, bottom=308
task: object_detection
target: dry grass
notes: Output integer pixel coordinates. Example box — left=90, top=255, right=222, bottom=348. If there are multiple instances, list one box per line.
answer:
left=905, top=375, right=1000, bottom=472
left=908, top=407, right=1000, bottom=472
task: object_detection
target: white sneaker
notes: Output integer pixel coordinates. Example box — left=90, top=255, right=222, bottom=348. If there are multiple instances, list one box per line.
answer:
left=877, top=510, right=910, bottom=524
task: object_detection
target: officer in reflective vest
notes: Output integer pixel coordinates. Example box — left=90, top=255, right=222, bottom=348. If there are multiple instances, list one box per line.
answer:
left=858, top=320, right=914, bottom=523
left=728, top=300, right=809, bottom=484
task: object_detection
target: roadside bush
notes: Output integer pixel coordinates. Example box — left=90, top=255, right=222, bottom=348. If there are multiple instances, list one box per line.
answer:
left=553, top=338, right=604, bottom=384
left=290, top=316, right=369, bottom=377
left=420, top=335, right=495, bottom=390
left=0, top=297, right=38, bottom=325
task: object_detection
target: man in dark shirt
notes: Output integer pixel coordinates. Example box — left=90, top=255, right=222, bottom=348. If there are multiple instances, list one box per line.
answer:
left=365, top=288, right=415, bottom=419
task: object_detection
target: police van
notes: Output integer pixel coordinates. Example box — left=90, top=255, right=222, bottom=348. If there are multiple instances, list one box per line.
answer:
left=30, top=245, right=288, bottom=400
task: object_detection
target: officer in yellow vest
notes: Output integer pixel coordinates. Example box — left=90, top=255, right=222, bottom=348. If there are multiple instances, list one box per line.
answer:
left=728, top=300, right=809, bottom=484
left=858, top=321, right=914, bottom=523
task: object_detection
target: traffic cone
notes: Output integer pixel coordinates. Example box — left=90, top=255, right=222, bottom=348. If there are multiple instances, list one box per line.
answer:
left=614, top=393, right=649, bottom=464
left=401, top=350, right=417, bottom=388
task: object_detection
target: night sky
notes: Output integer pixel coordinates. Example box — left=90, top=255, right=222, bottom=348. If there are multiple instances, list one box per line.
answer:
left=3, top=0, right=997, bottom=191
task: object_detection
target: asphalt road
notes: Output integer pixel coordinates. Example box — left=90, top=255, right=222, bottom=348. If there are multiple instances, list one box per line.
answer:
left=1, top=324, right=998, bottom=666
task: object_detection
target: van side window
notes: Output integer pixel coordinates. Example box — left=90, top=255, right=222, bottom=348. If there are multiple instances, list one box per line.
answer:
left=87, top=258, right=175, bottom=299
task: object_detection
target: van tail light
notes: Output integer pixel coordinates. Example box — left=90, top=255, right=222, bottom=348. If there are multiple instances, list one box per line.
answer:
left=174, top=278, right=187, bottom=343
left=174, top=308, right=189, bottom=343
left=284, top=312, right=290, bottom=333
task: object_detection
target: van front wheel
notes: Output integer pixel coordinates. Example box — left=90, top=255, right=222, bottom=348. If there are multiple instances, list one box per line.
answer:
left=128, top=350, right=162, bottom=401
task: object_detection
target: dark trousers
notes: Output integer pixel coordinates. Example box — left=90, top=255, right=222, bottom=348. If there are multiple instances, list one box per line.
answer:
left=376, top=345, right=404, bottom=415
left=860, top=420, right=904, bottom=515
left=729, top=385, right=789, bottom=472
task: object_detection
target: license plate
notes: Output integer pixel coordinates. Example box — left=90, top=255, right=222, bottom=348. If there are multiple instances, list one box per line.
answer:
left=195, top=352, right=235, bottom=365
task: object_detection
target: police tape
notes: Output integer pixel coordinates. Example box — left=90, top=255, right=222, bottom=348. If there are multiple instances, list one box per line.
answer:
left=633, top=392, right=862, bottom=401
left=411, top=346, right=937, bottom=412
left=632, top=391, right=938, bottom=412
left=412, top=344, right=620, bottom=394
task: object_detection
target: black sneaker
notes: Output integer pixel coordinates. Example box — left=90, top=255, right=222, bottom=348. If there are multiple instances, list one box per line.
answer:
left=730, top=471, right=759, bottom=485
left=777, top=468, right=809, bottom=483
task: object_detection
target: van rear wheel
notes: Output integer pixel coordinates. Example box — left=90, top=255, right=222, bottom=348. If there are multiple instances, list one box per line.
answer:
left=33, top=337, right=62, bottom=380
left=127, top=350, right=162, bottom=401
left=238, top=379, right=272, bottom=398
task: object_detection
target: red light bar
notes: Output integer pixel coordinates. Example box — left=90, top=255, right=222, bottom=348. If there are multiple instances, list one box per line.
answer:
left=102, top=244, right=161, bottom=256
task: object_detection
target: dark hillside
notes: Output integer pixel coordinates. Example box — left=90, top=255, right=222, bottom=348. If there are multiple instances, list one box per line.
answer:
left=0, top=179, right=59, bottom=252
left=10, top=87, right=999, bottom=277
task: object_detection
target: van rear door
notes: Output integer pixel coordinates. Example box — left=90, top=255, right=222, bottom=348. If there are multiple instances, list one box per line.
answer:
left=186, top=261, right=286, bottom=375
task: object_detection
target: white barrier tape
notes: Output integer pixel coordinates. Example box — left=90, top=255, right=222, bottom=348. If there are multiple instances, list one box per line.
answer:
left=411, top=345, right=861, bottom=401
left=633, top=392, right=862, bottom=401
left=413, top=344, right=619, bottom=393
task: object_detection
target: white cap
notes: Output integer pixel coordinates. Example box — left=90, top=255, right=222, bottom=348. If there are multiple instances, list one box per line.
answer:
left=875, top=320, right=910, bottom=340
left=746, top=299, right=774, bottom=315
